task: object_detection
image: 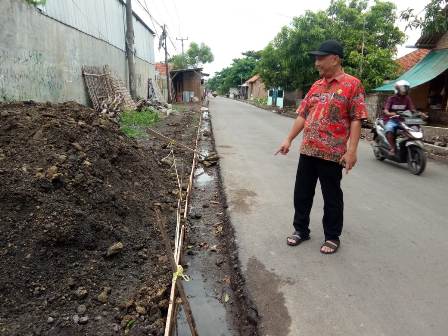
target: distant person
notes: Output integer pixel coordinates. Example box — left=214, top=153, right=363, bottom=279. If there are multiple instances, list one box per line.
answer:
left=275, top=40, right=368, bottom=254
left=383, top=80, right=416, bottom=154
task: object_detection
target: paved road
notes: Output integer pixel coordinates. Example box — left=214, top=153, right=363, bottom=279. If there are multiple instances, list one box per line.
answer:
left=210, top=97, right=448, bottom=336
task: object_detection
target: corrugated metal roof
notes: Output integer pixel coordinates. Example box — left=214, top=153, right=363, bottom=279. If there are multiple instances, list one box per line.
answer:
left=38, top=0, right=154, bottom=63
left=374, top=49, right=448, bottom=92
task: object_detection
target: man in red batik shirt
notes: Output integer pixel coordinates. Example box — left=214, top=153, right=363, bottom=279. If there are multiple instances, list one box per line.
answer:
left=276, top=40, right=368, bottom=254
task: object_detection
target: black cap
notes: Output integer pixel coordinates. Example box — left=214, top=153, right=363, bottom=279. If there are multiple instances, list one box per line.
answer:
left=309, top=40, right=344, bottom=58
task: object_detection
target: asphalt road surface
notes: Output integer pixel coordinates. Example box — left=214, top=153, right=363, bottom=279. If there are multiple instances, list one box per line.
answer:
left=210, top=97, right=448, bottom=336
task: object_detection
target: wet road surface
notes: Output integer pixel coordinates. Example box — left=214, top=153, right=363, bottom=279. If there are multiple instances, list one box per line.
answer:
left=210, top=97, right=448, bottom=336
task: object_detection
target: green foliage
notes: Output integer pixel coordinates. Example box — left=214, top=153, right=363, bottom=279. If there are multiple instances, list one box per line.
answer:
left=254, top=97, right=268, bottom=106
left=170, top=54, right=189, bottom=70
left=187, top=42, right=214, bottom=67
left=25, top=0, right=46, bottom=5
left=170, top=42, right=214, bottom=70
left=207, top=52, right=259, bottom=94
left=256, top=0, right=405, bottom=92
left=119, top=108, right=160, bottom=138
left=401, top=0, right=447, bottom=36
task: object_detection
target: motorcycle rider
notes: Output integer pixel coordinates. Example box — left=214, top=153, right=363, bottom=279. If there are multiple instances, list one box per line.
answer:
left=383, top=80, right=417, bottom=154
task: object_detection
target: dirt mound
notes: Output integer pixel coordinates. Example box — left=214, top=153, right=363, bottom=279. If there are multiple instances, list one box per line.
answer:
left=0, top=101, right=180, bottom=335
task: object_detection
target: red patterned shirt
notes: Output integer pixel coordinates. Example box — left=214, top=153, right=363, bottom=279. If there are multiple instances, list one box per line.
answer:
left=296, top=72, right=368, bottom=162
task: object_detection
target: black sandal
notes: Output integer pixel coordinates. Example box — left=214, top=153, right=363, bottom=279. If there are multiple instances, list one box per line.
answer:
left=320, top=240, right=340, bottom=254
left=286, top=232, right=310, bottom=246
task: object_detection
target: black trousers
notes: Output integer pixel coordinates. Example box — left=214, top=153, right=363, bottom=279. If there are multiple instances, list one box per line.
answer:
left=293, top=154, right=343, bottom=241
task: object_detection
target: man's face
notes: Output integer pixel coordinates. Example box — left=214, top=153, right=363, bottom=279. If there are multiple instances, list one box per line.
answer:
left=397, top=86, right=408, bottom=95
left=315, top=54, right=339, bottom=77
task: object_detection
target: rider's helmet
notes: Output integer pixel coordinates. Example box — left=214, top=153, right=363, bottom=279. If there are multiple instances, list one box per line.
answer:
left=394, top=80, right=410, bottom=95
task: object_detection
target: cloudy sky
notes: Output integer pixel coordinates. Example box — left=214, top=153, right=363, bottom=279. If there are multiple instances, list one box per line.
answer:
left=134, top=0, right=429, bottom=76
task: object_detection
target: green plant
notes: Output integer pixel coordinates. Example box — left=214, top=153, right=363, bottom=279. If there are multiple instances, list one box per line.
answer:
left=173, top=104, right=189, bottom=113
left=256, top=0, right=404, bottom=92
left=207, top=52, right=259, bottom=94
left=401, top=1, right=447, bottom=36
left=119, top=108, right=160, bottom=139
left=254, top=97, right=268, bottom=106
left=25, top=0, right=47, bottom=5
left=170, top=42, right=214, bottom=70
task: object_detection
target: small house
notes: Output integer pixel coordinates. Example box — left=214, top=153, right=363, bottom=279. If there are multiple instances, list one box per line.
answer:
left=170, top=68, right=209, bottom=102
left=245, top=75, right=267, bottom=100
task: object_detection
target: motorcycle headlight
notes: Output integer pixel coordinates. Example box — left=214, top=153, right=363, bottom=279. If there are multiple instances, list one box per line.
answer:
left=409, top=131, right=423, bottom=139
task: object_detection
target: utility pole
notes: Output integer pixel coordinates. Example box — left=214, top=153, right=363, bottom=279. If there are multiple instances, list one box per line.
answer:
left=125, top=0, right=137, bottom=99
left=176, top=36, right=189, bottom=55
left=359, top=18, right=366, bottom=77
left=162, top=25, right=171, bottom=103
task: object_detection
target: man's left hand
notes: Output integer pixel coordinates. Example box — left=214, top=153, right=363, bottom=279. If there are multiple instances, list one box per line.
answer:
left=340, top=151, right=357, bottom=174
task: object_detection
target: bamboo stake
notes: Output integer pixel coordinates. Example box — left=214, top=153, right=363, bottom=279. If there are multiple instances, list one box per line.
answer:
left=147, top=128, right=204, bottom=158
left=165, top=218, right=185, bottom=336
left=155, top=208, right=198, bottom=336
left=166, top=151, right=184, bottom=336
left=184, top=112, right=203, bottom=219
left=164, top=107, right=204, bottom=334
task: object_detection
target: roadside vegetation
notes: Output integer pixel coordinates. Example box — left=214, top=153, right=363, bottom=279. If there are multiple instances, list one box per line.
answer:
left=207, top=0, right=447, bottom=94
left=120, top=108, right=160, bottom=138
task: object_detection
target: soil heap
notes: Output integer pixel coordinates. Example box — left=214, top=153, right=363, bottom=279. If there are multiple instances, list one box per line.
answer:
left=0, top=101, right=176, bottom=336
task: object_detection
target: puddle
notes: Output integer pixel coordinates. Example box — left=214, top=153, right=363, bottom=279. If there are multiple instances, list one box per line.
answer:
left=176, top=269, right=229, bottom=336
left=194, top=167, right=214, bottom=186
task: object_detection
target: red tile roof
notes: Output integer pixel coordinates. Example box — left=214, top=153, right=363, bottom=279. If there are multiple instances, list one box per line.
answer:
left=245, top=74, right=261, bottom=84
left=396, top=49, right=430, bottom=73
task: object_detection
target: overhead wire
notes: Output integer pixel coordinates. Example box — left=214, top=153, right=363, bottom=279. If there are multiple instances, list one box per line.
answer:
left=141, top=0, right=159, bottom=37
left=170, top=0, right=182, bottom=36
left=135, top=0, right=178, bottom=55
left=136, top=0, right=162, bottom=30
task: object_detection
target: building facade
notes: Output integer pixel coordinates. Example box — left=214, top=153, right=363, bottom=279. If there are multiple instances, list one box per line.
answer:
left=0, top=0, right=156, bottom=104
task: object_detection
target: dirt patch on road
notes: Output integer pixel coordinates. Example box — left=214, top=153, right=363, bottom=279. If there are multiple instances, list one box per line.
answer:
left=246, top=258, right=291, bottom=336
left=228, top=189, right=257, bottom=214
left=0, top=101, right=198, bottom=335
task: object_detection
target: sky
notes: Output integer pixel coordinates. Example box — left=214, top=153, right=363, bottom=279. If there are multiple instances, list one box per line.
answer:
left=134, top=0, right=430, bottom=76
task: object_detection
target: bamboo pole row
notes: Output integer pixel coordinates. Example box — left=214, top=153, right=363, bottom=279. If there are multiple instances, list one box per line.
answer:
left=155, top=209, right=197, bottom=336
left=163, top=110, right=204, bottom=335
left=184, top=112, right=203, bottom=220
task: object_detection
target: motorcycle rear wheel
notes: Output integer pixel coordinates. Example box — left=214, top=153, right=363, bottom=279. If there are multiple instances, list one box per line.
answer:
left=407, top=146, right=426, bottom=175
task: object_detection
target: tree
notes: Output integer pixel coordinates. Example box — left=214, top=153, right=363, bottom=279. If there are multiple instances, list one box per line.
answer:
left=256, top=0, right=405, bottom=92
left=206, top=52, right=259, bottom=94
left=401, top=0, right=447, bottom=36
left=170, top=54, right=189, bottom=70
left=170, top=42, right=214, bottom=70
left=186, top=42, right=214, bottom=68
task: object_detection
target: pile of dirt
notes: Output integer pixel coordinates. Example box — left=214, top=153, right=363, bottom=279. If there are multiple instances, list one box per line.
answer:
left=0, top=101, right=197, bottom=335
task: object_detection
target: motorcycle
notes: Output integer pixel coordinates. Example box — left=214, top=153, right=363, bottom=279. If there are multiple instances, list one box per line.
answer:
left=371, top=110, right=427, bottom=175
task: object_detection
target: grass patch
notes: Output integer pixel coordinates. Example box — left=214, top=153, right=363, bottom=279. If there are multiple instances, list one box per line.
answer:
left=119, top=108, right=160, bottom=139
left=173, top=104, right=189, bottom=113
